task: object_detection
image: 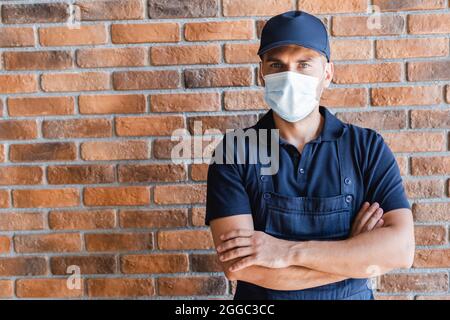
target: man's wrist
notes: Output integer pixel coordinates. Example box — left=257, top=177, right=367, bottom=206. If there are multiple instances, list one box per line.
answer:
left=286, top=240, right=308, bottom=267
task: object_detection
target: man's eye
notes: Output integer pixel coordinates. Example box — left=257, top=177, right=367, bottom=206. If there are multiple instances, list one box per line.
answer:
left=270, top=63, right=283, bottom=68
left=299, top=63, right=310, bottom=68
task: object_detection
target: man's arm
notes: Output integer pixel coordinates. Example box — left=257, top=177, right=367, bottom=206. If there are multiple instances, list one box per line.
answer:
left=210, top=214, right=347, bottom=290
left=288, top=208, right=415, bottom=278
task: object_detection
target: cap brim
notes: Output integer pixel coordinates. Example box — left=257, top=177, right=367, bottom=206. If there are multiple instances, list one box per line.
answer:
left=258, top=40, right=329, bottom=62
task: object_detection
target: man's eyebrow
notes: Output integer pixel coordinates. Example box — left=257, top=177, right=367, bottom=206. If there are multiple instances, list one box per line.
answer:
left=265, top=57, right=315, bottom=63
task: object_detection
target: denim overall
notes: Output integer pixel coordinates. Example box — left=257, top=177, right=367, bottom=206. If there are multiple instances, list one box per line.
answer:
left=233, top=128, right=374, bottom=300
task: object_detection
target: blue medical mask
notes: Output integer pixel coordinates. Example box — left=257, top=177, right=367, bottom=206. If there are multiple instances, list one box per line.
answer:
left=263, top=70, right=325, bottom=123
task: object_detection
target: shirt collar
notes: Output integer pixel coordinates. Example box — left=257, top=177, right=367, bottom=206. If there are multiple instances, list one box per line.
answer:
left=253, top=106, right=347, bottom=144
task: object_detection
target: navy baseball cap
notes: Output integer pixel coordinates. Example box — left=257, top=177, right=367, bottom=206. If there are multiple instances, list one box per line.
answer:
left=258, top=10, right=330, bottom=62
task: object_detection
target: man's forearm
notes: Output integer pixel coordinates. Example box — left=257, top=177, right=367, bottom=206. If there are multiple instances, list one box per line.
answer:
left=228, top=260, right=347, bottom=291
left=287, top=211, right=415, bottom=278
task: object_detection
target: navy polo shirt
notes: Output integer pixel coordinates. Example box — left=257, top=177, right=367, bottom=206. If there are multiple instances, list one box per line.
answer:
left=205, top=106, right=410, bottom=226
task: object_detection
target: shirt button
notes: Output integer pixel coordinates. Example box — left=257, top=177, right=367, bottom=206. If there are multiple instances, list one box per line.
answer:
left=260, top=176, right=266, bottom=181
left=345, top=195, right=353, bottom=203
left=299, top=168, right=305, bottom=174
left=263, top=193, right=271, bottom=200
left=344, top=177, right=352, bottom=185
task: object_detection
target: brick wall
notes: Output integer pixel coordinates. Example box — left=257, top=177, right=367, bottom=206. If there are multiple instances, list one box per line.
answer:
left=0, top=0, right=448, bottom=299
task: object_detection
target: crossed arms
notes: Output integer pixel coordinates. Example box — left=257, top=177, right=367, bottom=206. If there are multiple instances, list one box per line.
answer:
left=209, top=202, right=415, bottom=291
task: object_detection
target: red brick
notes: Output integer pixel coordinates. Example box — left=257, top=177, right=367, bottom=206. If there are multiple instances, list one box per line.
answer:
left=50, top=255, right=116, bottom=274
left=383, top=132, right=445, bottom=152
left=0, top=190, right=9, bottom=208
left=2, top=3, right=69, bottom=23
left=411, top=109, right=450, bottom=128
left=111, top=23, right=179, bottom=44
left=41, top=72, right=110, bottom=92
left=376, top=38, right=448, bottom=59
left=151, top=93, right=220, bottom=112
left=224, top=43, right=260, bottom=63
left=191, top=207, right=206, bottom=227
left=0, top=212, right=44, bottom=231
left=185, top=21, right=253, bottom=41
left=157, top=229, right=213, bottom=250
left=224, top=90, right=268, bottom=110
left=151, top=45, right=220, bottom=65
left=408, top=61, right=450, bottom=81
left=14, top=233, right=82, bottom=253
left=87, top=278, right=155, bottom=298
left=0, top=120, right=37, bottom=140
left=0, top=257, right=47, bottom=276
left=49, top=209, right=115, bottom=230
left=298, top=0, right=367, bottom=13
left=191, top=254, right=223, bottom=272
left=413, top=202, right=450, bottom=222
left=414, top=225, right=447, bottom=246
left=113, top=70, right=179, bottom=90
left=121, top=254, right=188, bottom=274
left=0, top=74, right=37, bottom=94
left=118, top=164, right=186, bottom=183
left=158, top=276, right=227, bottom=296
left=154, top=184, right=206, bottom=205
left=408, top=13, right=450, bottom=34
left=379, top=273, right=448, bottom=293
left=7, top=96, right=74, bottom=117
left=85, top=232, right=153, bottom=252
left=10, top=142, right=77, bottom=162
left=414, top=249, right=450, bottom=268
left=0, top=166, right=43, bottom=185
left=191, top=164, right=209, bottom=181
left=330, top=39, right=373, bottom=61
left=0, top=280, right=13, bottom=298
left=81, top=140, right=148, bottom=160
left=336, top=110, right=406, bottom=130
left=334, top=63, right=402, bottom=84
left=184, top=67, right=252, bottom=88
left=79, top=94, right=146, bottom=114
left=119, top=209, right=188, bottom=229
left=77, top=47, right=147, bottom=68
left=39, top=25, right=107, bottom=46
left=115, top=115, right=184, bottom=136
left=16, top=279, right=83, bottom=298
left=47, top=165, right=115, bottom=184
left=0, top=236, right=10, bottom=254
left=0, top=27, right=34, bottom=47
left=411, top=157, right=450, bottom=175
left=187, top=114, right=258, bottom=134
left=13, top=188, right=80, bottom=208
left=42, top=118, right=112, bottom=138
left=77, top=0, right=144, bottom=20
left=373, top=0, right=446, bottom=11
left=4, top=50, right=73, bottom=70
left=321, top=88, right=368, bottom=108
left=332, top=16, right=405, bottom=36
left=371, top=86, right=441, bottom=106
left=404, top=179, right=444, bottom=199
left=84, top=186, right=150, bottom=206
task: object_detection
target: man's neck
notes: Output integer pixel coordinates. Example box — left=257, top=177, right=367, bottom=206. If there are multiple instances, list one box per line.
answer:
left=272, top=106, right=324, bottom=153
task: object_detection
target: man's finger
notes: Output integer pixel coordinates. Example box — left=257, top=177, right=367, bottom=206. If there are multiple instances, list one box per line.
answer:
left=220, top=229, right=254, bottom=241
left=363, top=208, right=384, bottom=232
left=353, top=202, right=380, bottom=235
left=217, top=237, right=252, bottom=253
left=219, top=246, right=254, bottom=262
left=351, top=201, right=370, bottom=234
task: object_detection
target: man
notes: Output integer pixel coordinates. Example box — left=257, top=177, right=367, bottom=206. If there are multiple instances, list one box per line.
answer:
left=205, top=11, right=414, bottom=300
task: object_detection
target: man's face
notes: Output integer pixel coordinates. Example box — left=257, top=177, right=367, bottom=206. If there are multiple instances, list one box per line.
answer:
left=259, top=44, right=334, bottom=98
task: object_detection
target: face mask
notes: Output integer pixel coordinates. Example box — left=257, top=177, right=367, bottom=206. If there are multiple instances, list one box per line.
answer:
left=263, top=70, right=325, bottom=123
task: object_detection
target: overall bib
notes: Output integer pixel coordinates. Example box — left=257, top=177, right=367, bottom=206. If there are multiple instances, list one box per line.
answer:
left=233, top=132, right=375, bottom=300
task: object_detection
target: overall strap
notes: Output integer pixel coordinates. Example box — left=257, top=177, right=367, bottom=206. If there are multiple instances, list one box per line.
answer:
left=336, top=128, right=355, bottom=210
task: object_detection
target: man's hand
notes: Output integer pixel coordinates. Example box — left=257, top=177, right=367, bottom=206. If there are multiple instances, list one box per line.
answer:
left=216, top=229, right=293, bottom=272
left=350, top=202, right=384, bottom=237
left=216, top=201, right=385, bottom=273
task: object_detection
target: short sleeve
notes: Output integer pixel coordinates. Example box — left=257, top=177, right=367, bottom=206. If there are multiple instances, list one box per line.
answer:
left=363, top=131, right=410, bottom=212
left=205, top=141, right=252, bottom=226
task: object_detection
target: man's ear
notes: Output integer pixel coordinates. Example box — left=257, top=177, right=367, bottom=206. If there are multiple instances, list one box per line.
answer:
left=258, top=61, right=265, bottom=87
left=324, top=62, right=334, bottom=88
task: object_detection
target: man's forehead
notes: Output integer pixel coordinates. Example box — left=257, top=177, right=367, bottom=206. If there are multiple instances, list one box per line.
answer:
left=263, top=45, right=323, bottom=61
